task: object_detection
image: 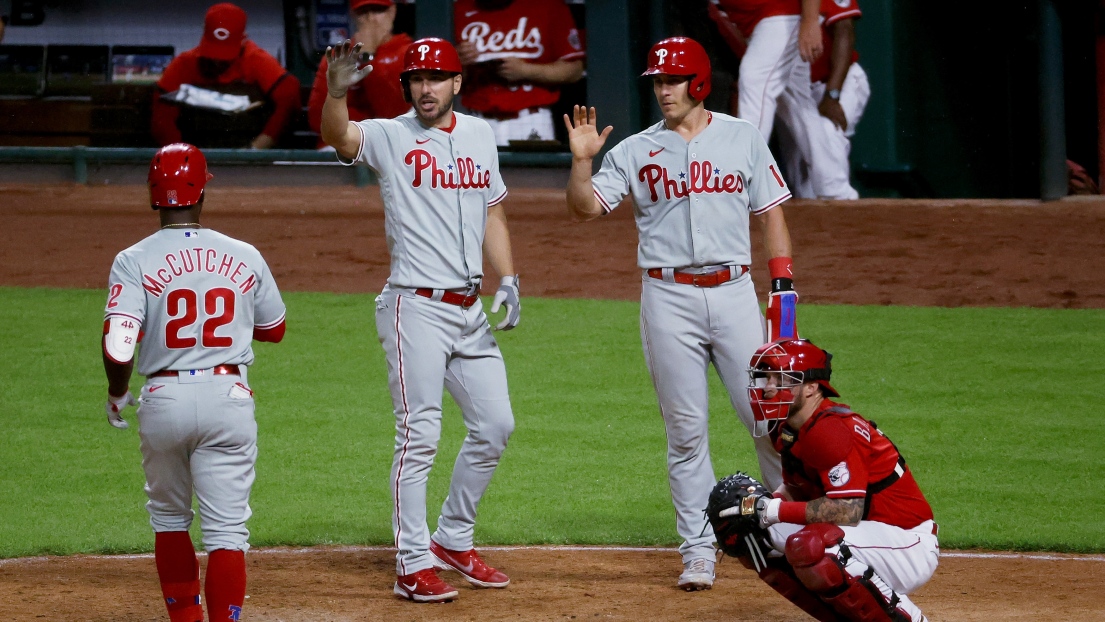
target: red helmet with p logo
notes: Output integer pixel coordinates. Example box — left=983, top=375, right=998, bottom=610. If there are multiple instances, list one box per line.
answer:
left=148, top=143, right=213, bottom=209
left=402, top=37, right=462, bottom=75
left=640, top=37, right=712, bottom=101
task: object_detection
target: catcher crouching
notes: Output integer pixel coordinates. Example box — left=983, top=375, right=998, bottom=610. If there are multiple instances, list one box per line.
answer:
left=707, top=339, right=938, bottom=622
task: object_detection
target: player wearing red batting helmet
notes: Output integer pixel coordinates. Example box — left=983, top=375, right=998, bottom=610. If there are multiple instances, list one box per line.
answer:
left=104, top=142, right=286, bottom=622
left=640, top=37, right=712, bottom=101
left=566, top=34, right=796, bottom=591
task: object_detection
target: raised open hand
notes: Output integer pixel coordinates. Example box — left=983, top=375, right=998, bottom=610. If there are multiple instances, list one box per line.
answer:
left=326, top=39, right=373, bottom=99
left=562, top=105, right=613, bottom=160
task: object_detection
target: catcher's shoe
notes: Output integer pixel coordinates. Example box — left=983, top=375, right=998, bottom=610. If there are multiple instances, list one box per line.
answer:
left=429, top=540, right=511, bottom=588
left=393, top=568, right=459, bottom=603
left=678, top=558, right=715, bottom=591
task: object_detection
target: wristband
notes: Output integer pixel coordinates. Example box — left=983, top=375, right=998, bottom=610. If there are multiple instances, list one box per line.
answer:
left=779, top=501, right=808, bottom=524
left=768, top=256, right=793, bottom=281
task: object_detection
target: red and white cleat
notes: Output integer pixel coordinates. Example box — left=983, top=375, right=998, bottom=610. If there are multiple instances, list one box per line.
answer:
left=393, top=568, right=459, bottom=603
left=430, top=540, right=511, bottom=588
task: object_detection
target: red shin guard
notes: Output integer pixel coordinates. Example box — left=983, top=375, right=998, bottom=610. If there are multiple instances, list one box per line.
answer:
left=205, top=549, right=247, bottom=622
left=154, top=531, right=202, bottom=622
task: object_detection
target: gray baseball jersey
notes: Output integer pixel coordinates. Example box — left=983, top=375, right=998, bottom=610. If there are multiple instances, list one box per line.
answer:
left=592, top=111, right=790, bottom=268
left=105, top=228, right=286, bottom=376
left=104, top=225, right=285, bottom=556
left=340, top=111, right=516, bottom=577
left=342, top=110, right=508, bottom=290
left=590, top=111, right=788, bottom=567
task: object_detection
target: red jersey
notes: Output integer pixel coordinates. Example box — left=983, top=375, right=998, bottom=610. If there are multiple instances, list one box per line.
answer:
left=715, top=0, right=801, bottom=38
left=308, top=33, right=413, bottom=146
left=772, top=400, right=934, bottom=529
left=454, top=0, right=586, bottom=115
left=152, top=40, right=301, bottom=144
left=809, top=0, right=862, bottom=83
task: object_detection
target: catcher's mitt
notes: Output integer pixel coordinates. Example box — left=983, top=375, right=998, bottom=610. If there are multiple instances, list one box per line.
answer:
left=706, top=472, right=772, bottom=563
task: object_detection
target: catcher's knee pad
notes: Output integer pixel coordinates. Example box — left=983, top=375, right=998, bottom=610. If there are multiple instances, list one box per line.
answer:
left=758, top=557, right=848, bottom=622
left=785, top=525, right=913, bottom=622
left=785, top=524, right=847, bottom=592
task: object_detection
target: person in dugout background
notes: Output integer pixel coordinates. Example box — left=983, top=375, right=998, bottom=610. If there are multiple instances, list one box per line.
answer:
left=151, top=2, right=301, bottom=150
left=454, top=0, right=586, bottom=147
left=307, top=0, right=412, bottom=149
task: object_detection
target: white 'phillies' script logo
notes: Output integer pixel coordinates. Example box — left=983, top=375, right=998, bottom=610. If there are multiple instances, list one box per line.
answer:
left=461, top=18, right=544, bottom=62
left=418, top=44, right=430, bottom=60
left=656, top=48, right=668, bottom=65
left=213, top=27, right=230, bottom=40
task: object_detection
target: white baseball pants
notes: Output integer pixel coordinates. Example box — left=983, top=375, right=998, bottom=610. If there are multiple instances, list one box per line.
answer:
left=375, top=286, right=515, bottom=575
left=138, top=371, right=257, bottom=552
left=777, top=63, right=871, bottom=199
left=767, top=519, right=940, bottom=621
left=639, top=271, right=782, bottom=564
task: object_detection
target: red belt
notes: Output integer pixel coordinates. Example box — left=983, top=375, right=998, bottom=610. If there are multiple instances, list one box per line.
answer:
left=646, top=266, right=748, bottom=288
left=149, top=364, right=240, bottom=378
left=931, top=522, right=939, bottom=537
left=415, top=288, right=480, bottom=308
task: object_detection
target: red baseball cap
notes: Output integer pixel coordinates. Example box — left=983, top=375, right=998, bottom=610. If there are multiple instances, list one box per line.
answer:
left=350, top=0, right=393, bottom=9
left=197, top=3, right=247, bottom=61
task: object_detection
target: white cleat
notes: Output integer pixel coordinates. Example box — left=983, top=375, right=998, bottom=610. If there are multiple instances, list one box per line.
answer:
left=678, top=558, right=715, bottom=591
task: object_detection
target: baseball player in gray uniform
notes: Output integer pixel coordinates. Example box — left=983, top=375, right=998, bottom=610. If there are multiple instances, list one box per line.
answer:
left=565, top=37, right=799, bottom=591
left=321, top=38, right=520, bottom=603
left=102, top=143, right=286, bottom=622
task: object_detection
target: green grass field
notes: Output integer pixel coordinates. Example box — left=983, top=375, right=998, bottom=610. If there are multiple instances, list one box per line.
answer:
left=1, top=287, right=1103, bottom=558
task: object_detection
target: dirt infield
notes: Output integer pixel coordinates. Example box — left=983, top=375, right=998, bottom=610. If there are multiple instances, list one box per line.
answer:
left=3, top=183, right=1105, bottom=620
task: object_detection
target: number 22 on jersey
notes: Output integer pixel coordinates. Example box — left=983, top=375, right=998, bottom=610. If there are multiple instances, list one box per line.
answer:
left=165, top=287, right=236, bottom=349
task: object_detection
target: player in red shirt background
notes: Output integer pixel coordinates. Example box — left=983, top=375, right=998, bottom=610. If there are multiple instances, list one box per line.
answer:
left=712, top=339, right=938, bottom=621
left=150, top=3, right=301, bottom=150
left=307, top=0, right=412, bottom=149
left=454, top=0, right=585, bottom=146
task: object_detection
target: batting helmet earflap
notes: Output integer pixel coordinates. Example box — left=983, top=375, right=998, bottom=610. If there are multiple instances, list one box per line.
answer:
left=148, top=143, right=213, bottom=209
left=402, top=37, right=463, bottom=75
left=641, top=37, right=712, bottom=101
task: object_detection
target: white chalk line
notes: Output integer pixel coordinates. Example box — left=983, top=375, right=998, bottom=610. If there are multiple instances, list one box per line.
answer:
left=2, top=545, right=1103, bottom=567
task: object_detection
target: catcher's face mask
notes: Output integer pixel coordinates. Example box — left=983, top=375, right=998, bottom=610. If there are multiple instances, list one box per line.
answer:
left=747, top=340, right=838, bottom=436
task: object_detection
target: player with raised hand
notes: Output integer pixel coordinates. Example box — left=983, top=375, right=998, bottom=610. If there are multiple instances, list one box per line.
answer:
left=321, top=37, right=519, bottom=603
left=102, top=143, right=286, bottom=622
left=707, top=339, right=938, bottom=621
left=565, top=37, right=796, bottom=591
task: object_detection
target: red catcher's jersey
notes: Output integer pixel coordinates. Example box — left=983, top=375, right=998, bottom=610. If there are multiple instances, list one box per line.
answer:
left=308, top=33, right=413, bottom=146
left=772, top=400, right=934, bottom=529
left=715, top=0, right=801, bottom=38
left=809, top=0, right=862, bottom=83
left=454, top=0, right=585, bottom=114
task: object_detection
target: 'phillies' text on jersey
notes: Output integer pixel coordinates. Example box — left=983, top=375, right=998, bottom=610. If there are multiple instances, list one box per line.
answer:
left=140, top=247, right=259, bottom=297
left=638, top=160, right=745, bottom=201
left=404, top=150, right=491, bottom=189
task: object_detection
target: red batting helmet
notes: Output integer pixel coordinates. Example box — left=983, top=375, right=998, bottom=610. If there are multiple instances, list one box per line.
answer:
left=640, top=37, right=712, bottom=101
left=747, top=339, right=839, bottom=436
left=148, top=143, right=213, bottom=209
left=402, top=37, right=462, bottom=75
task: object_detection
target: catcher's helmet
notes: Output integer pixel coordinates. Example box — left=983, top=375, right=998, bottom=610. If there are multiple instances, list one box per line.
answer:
left=148, top=143, right=213, bottom=209
left=747, top=339, right=839, bottom=436
left=640, top=37, right=712, bottom=101
left=402, top=38, right=462, bottom=75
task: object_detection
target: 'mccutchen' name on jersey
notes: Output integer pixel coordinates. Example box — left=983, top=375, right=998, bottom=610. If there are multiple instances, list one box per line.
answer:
left=591, top=112, right=791, bottom=269
left=140, top=245, right=262, bottom=297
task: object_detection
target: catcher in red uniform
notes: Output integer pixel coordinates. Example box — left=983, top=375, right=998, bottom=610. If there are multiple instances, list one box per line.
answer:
left=707, top=339, right=938, bottom=622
